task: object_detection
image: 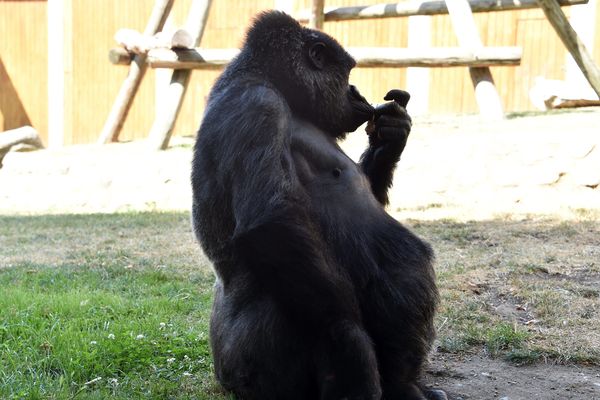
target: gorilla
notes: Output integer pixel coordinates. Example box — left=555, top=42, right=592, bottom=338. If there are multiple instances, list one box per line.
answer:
left=191, top=11, right=445, bottom=400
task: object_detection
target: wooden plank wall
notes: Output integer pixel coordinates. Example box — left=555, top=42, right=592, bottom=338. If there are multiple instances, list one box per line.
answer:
left=0, top=0, right=598, bottom=145
left=0, top=0, right=48, bottom=144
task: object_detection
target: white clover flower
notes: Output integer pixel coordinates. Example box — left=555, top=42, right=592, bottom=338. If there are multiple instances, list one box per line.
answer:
left=183, top=372, right=192, bottom=377
left=109, top=378, right=119, bottom=386
left=159, top=322, right=166, bottom=329
left=167, top=357, right=176, bottom=363
left=90, top=341, right=97, bottom=345
left=135, top=334, right=145, bottom=340
left=107, top=333, right=115, bottom=340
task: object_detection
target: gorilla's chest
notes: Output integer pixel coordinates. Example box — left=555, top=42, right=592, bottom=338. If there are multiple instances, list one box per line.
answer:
left=289, top=119, right=377, bottom=211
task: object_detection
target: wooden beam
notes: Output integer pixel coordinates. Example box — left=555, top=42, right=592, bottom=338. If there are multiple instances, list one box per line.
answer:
left=446, top=0, right=504, bottom=119
left=296, top=0, right=588, bottom=21
left=97, top=0, right=174, bottom=144
left=536, top=0, right=600, bottom=98
left=110, top=46, right=521, bottom=69
left=147, top=0, right=213, bottom=151
left=114, top=28, right=193, bottom=54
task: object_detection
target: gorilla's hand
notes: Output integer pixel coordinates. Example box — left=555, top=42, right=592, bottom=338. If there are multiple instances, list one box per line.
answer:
left=366, top=89, right=412, bottom=162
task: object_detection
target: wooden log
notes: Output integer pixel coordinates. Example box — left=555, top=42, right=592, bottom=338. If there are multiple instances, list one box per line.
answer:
left=535, top=0, right=600, bottom=98
left=114, top=28, right=194, bottom=54
left=309, top=0, right=325, bottom=29
left=98, top=0, right=174, bottom=144
left=0, top=126, right=43, bottom=168
left=547, top=97, right=600, bottom=108
left=446, top=0, right=504, bottom=119
left=147, top=0, right=213, bottom=151
left=110, top=46, right=521, bottom=69
left=296, top=0, right=588, bottom=21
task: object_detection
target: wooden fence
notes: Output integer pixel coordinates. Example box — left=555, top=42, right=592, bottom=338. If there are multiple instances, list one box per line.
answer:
left=0, top=0, right=598, bottom=146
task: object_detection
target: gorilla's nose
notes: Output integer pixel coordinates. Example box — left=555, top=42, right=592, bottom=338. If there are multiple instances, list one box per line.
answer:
left=349, top=85, right=367, bottom=103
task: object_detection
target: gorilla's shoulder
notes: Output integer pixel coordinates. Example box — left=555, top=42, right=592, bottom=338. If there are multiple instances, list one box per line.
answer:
left=209, top=80, right=289, bottom=120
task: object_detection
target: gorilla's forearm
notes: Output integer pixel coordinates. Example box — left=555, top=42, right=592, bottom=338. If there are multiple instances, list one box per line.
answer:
left=360, top=141, right=406, bottom=206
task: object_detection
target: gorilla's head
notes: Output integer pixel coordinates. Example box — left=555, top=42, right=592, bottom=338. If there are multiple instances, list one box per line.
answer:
left=242, top=11, right=374, bottom=137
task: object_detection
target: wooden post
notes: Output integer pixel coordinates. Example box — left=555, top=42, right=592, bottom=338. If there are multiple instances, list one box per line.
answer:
left=147, top=0, right=213, bottom=150
left=97, top=0, right=174, bottom=144
left=445, top=0, right=504, bottom=119
left=309, top=0, right=325, bottom=29
left=536, top=0, right=600, bottom=98
left=47, top=0, right=73, bottom=148
left=564, top=0, right=596, bottom=90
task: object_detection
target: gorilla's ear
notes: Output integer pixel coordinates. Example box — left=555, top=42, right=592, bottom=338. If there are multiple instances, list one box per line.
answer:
left=308, top=42, right=327, bottom=70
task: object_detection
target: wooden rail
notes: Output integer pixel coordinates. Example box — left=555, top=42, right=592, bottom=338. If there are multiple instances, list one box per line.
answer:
left=109, top=46, right=522, bottom=69
left=295, top=0, right=587, bottom=21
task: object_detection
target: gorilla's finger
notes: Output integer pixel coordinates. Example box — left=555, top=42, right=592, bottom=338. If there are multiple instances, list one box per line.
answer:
left=374, top=101, right=402, bottom=119
left=384, top=89, right=410, bottom=108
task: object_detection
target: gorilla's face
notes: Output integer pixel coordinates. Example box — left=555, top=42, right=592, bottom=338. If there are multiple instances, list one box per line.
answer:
left=247, top=13, right=374, bottom=137
left=292, top=31, right=374, bottom=137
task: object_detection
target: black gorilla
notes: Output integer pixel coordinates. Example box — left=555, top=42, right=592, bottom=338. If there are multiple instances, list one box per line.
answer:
left=191, top=11, right=444, bottom=400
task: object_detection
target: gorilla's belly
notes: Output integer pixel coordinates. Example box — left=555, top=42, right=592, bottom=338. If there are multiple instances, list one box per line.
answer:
left=290, top=118, right=385, bottom=223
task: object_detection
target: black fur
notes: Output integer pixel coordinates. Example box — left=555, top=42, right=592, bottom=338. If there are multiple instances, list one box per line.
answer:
left=191, top=11, right=443, bottom=400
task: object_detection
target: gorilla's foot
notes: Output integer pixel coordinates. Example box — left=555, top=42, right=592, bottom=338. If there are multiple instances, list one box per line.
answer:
left=423, top=388, right=448, bottom=400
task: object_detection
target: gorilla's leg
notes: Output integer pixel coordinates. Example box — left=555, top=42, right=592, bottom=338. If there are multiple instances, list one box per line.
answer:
left=211, top=281, right=381, bottom=400
left=361, top=270, right=440, bottom=400
left=210, top=282, right=315, bottom=400
left=314, top=320, right=382, bottom=400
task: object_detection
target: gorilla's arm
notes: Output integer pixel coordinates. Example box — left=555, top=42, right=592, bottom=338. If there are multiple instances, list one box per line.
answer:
left=223, top=85, right=359, bottom=324
left=359, top=101, right=411, bottom=206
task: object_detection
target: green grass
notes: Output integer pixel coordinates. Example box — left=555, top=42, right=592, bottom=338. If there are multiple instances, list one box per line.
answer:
left=0, top=264, right=228, bottom=400
left=0, top=262, right=231, bottom=399
left=1, top=212, right=599, bottom=398
left=0, top=213, right=230, bottom=399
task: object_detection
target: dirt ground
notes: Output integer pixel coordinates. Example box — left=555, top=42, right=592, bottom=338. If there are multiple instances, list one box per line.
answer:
left=426, top=352, right=600, bottom=399
left=1, top=108, right=599, bottom=219
left=1, top=108, right=600, bottom=399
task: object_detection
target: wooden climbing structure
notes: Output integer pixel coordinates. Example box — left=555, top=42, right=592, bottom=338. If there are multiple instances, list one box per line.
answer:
left=101, top=0, right=600, bottom=149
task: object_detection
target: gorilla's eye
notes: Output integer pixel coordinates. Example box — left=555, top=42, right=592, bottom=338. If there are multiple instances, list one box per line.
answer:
left=332, top=168, right=341, bottom=178
left=308, top=42, right=327, bottom=70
